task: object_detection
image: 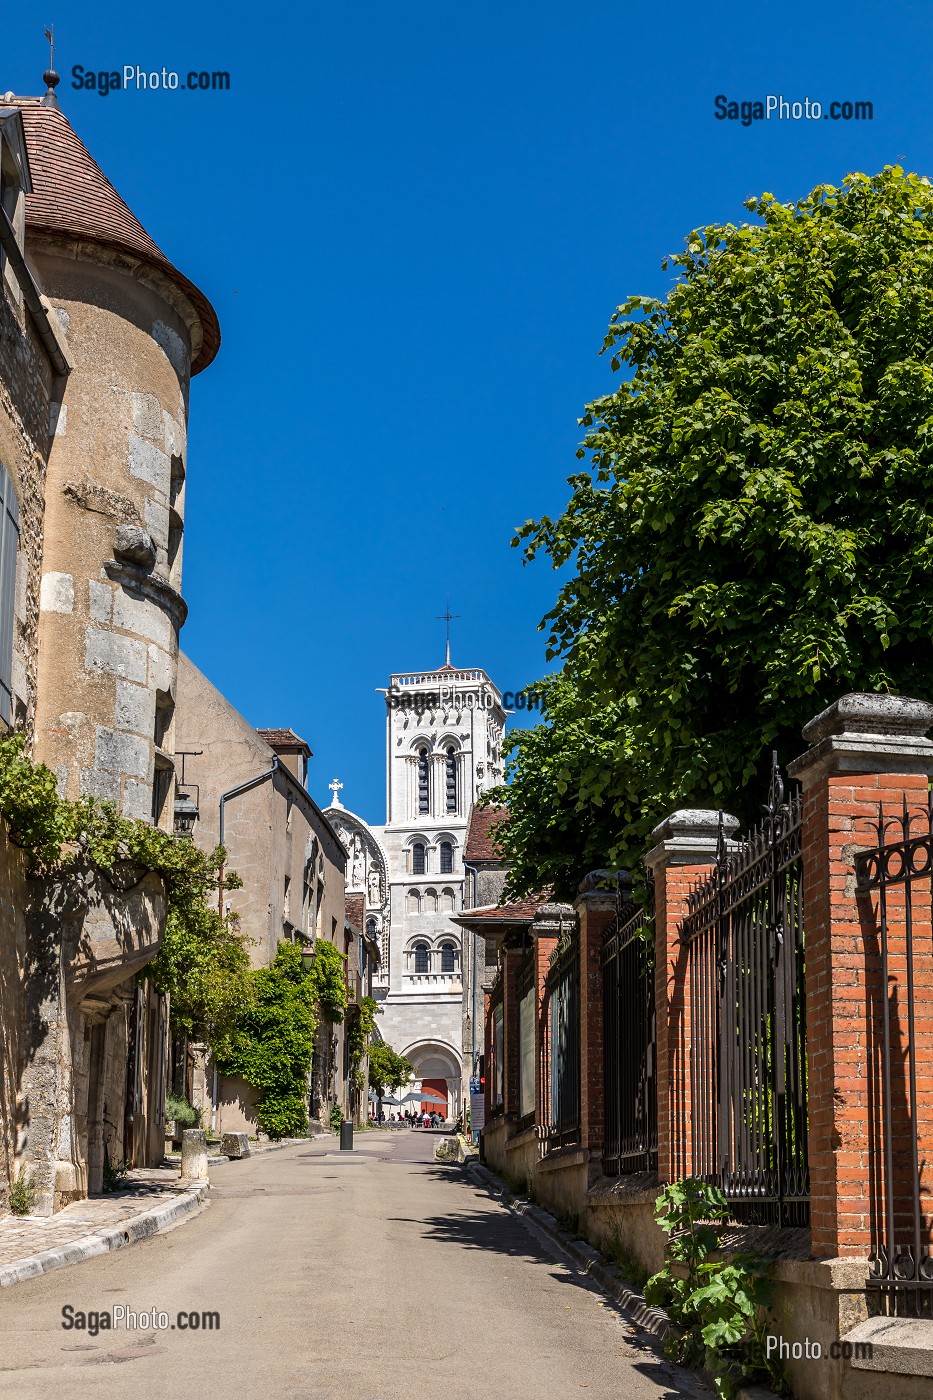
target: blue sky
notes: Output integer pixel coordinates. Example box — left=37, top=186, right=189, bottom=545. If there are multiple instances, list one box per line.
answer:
left=5, top=2, right=931, bottom=823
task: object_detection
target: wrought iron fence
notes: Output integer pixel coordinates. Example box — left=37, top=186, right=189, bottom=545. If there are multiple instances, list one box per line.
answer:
left=683, top=755, right=809, bottom=1227
left=489, top=973, right=505, bottom=1120
left=538, top=919, right=581, bottom=1154
left=856, top=798, right=933, bottom=1317
left=602, top=880, right=657, bottom=1176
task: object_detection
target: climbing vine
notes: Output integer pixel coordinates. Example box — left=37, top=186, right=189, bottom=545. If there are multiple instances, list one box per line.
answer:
left=347, top=995, right=377, bottom=1089
left=0, top=733, right=250, bottom=1046
left=213, top=940, right=317, bottom=1138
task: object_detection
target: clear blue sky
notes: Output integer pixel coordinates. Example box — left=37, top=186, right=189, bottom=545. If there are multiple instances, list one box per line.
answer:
left=5, top=2, right=930, bottom=823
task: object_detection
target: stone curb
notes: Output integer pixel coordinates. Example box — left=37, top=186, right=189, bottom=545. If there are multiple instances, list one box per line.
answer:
left=164, top=1135, right=313, bottom=1166
left=0, top=1181, right=209, bottom=1290
left=465, top=1161, right=780, bottom=1400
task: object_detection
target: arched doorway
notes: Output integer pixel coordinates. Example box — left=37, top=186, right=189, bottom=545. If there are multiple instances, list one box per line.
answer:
left=402, top=1041, right=461, bottom=1120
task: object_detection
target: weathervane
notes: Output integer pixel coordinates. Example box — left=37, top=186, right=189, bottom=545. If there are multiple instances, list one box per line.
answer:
left=436, top=600, right=460, bottom=667
left=42, top=24, right=60, bottom=106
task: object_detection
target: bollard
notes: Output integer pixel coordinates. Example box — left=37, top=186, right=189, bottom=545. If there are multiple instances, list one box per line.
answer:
left=180, top=1128, right=209, bottom=1180
left=339, top=1120, right=353, bottom=1151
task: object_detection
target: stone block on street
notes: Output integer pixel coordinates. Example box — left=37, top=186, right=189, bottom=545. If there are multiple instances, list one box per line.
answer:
left=180, top=1128, right=208, bottom=1180
left=221, top=1132, right=251, bottom=1160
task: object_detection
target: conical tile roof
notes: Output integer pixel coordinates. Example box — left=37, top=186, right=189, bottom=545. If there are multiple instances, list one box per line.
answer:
left=16, top=101, right=220, bottom=373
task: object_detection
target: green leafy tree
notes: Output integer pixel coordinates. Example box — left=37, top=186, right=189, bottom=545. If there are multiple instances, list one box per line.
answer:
left=213, top=941, right=318, bottom=1138
left=496, top=168, right=933, bottom=896
left=368, top=1042, right=414, bottom=1099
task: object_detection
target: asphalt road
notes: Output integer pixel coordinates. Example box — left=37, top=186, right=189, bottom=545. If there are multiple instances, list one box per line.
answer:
left=0, top=1130, right=709, bottom=1400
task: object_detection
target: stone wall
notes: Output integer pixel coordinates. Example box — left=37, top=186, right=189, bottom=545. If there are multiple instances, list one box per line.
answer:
left=31, top=244, right=192, bottom=829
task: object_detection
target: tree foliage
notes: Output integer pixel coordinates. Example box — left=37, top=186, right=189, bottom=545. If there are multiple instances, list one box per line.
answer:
left=495, top=168, right=933, bottom=896
left=368, top=1042, right=414, bottom=1098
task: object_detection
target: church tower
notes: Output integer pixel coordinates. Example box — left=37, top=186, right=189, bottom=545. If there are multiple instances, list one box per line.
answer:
left=327, top=653, right=505, bottom=1120
left=373, top=658, right=506, bottom=1118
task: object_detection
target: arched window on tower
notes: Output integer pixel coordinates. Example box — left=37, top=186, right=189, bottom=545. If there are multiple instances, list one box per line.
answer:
left=439, top=840, right=453, bottom=874
left=412, top=842, right=426, bottom=875
left=407, top=889, right=421, bottom=914
left=445, top=746, right=457, bottom=813
left=414, top=942, right=429, bottom=974
left=441, top=942, right=456, bottom=974
left=418, top=747, right=430, bottom=814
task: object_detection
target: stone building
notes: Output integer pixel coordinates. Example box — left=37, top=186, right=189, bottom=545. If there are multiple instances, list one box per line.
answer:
left=0, top=74, right=219, bottom=1212
left=174, top=653, right=377, bottom=1132
left=328, top=655, right=507, bottom=1119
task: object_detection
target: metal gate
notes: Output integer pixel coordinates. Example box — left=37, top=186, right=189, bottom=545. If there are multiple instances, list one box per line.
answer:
left=538, top=920, right=580, bottom=1154
left=856, top=797, right=933, bottom=1316
left=602, top=881, right=657, bottom=1175
left=683, top=756, right=809, bottom=1226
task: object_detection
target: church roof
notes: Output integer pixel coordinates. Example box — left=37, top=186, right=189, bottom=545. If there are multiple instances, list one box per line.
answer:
left=12, top=98, right=220, bottom=374
left=464, top=803, right=509, bottom=863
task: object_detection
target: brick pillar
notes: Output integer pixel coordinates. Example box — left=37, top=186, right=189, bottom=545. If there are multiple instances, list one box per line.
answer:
left=646, top=809, right=738, bottom=1184
left=501, top=948, right=522, bottom=1117
left=788, top=693, right=933, bottom=1258
left=531, top=904, right=571, bottom=1129
left=574, top=872, right=622, bottom=1156
left=482, top=988, right=492, bottom=1124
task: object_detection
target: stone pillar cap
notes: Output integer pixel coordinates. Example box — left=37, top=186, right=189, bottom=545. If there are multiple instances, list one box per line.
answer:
left=802, top=692, right=933, bottom=744
left=645, top=809, right=739, bottom=870
left=789, top=692, right=933, bottom=787
left=531, top=903, right=577, bottom=935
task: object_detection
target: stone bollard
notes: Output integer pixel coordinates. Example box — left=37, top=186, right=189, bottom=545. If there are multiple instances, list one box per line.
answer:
left=180, top=1129, right=209, bottom=1180
left=221, top=1132, right=250, bottom=1160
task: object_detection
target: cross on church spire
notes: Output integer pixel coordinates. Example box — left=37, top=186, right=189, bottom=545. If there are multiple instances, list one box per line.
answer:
left=328, top=778, right=343, bottom=807
left=436, top=601, right=460, bottom=667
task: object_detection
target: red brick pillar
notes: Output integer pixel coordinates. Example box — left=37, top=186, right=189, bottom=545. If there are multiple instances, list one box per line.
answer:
left=788, top=693, right=933, bottom=1258
left=646, top=810, right=738, bottom=1184
left=501, top=948, right=522, bottom=1118
left=530, top=905, right=569, bottom=1130
left=574, top=873, right=622, bottom=1156
left=482, top=989, right=492, bottom=1124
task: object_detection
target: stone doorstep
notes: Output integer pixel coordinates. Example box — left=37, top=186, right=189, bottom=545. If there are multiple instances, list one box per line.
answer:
left=0, top=1181, right=208, bottom=1290
left=843, top=1317, right=933, bottom=1377
left=466, top=1160, right=782, bottom=1400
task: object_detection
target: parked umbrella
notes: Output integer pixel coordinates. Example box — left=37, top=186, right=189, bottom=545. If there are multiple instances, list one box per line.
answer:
left=414, top=1089, right=447, bottom=1105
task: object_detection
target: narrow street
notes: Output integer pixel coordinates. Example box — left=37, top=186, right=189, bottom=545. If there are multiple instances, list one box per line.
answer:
left=0, top=1131, right=706, bottom=1400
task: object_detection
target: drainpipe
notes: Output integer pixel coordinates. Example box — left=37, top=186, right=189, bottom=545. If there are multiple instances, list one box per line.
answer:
left=217, top=758, right=279, bottom=914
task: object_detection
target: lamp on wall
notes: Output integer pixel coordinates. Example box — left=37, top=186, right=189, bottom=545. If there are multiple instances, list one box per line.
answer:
left=172, top=790, right=199, bottom=837
left=301, top=942, right=317, bottom=973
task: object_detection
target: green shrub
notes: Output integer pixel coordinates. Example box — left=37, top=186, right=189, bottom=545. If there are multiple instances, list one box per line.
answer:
left=8, top=1165, right=37, bottom=1216
left=329, top=1101, right=344, bottom=1132
left=644, top=1178, right=783, bottom=1397
left=165, top=1093, right=201, bottom=1130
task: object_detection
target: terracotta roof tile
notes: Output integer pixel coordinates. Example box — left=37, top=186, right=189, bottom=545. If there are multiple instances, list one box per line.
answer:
left=454, top=892, right=552, bottom=924
left=464, top=803, right=509, bottom=863
left=345, top=893, right=365, bottom=928
left=256, top=727, right=312, bottom=756
left=16, top=101, right=220, bottom=373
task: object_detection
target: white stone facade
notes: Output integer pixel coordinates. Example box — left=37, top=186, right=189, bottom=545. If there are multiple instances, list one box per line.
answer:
left=328, top=663, right=506, bottom=1118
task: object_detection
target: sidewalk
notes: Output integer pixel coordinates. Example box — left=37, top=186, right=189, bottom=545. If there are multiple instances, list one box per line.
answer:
left=0, top=1137, right=308, bottom=1289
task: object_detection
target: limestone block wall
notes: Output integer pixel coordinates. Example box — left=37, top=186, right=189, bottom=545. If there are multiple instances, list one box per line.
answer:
left=0, top=238, right=54, bottom=735
left=30, top=244, right=193, bottom=828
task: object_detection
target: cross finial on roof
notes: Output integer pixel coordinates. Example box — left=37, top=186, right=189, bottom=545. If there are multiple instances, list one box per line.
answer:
left=328, top=778, right=344, bottom=807
left=436, top=600, right=460, bottom=667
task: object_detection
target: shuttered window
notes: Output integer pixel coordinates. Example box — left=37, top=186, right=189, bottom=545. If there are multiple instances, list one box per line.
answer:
left=0, top=466, right=20, bottom=725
